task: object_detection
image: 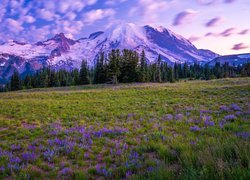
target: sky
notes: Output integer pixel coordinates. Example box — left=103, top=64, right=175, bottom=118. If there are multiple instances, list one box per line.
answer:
left=0, top=0, right=249, bottom=55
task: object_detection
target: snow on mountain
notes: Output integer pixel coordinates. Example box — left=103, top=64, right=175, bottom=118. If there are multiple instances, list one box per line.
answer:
left=207, top=53, right=250, bottom=66
left=0, top=23, right=219, bottom=82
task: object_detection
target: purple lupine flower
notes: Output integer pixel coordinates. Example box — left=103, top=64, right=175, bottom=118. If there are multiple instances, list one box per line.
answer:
left=123, top=143, right=129, bottom=150
left=27, top=145, right=36, bottom=151
left=97, top=167, right=111, bottom=177
left=147, top=166, right=154, bottom=172
left=186, top=119, right=194, bottom=124
left=9, top=156, right=21, bottom=164
left=162, top=114, right=173, bottom=121
left=22, top=152, right=37, bottom=162
left=236, top=132, right=250, bottom=140
left=11, top=144, right=21, bottom=151
left=203, top=115, right=212, bottom=121
left=59, top=167, right=73, bottom=175
left=219, top=105, right=230, bottom=112
left=126, top=171, right=133, bottom=178
left=230, top=104, right=242, bottom=111
left=204, top=120, right=215, bottom=127
left=116, top=149, right=122, bottom=155
left=190, top=140, right=197, bottom=145
left=84, top=153, right=89, bottom=159
left=0, top=166, right=5, bottom=172
left=175, top=114, right=184, bottom=121
left=43, top=149, right=55, bottom=162
left=7, top=163, right=23, bottom=172
left=219, top=120, right=227, bottom=129
left=224, top=114, right=237, bottom=121
left=190, top=126, right=201, bottom=132
left=200, top=110, right=213, bottom=114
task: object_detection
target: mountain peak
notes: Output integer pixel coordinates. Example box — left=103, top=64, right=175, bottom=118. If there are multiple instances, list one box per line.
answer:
left=52, top=33, right=68, bottom=41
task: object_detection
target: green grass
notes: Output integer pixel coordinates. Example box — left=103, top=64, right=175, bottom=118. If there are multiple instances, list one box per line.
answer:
left=0, top=78, right=249, bottom=179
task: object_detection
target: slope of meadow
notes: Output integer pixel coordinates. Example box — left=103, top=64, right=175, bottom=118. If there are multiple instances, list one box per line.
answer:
left=0, top=78, right=249, bottom=179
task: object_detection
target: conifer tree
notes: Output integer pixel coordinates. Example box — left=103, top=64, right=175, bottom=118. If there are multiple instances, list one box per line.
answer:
left=79, top=60, right=90, bottom=85
left=156, top=54, right=162, bottom=82
left=10, top=70, right=21, bottom=91
left=139, top=50, right=147, bottom=82
left=107, top=49, right=121, bottom=84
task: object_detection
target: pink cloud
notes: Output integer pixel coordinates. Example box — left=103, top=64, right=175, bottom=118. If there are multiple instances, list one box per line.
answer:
left=129, top=0, right=168, bottom=23
left=188, top=36, right=201, bottom=42
left=173, top=9, right=197, bottom=26
left=205, top=17, right=224, bottom=27
left=239, top=29, right=250, bottom=35
left=224, top=0, right=237, bottom=3
left=197, top=0, right=217, bottom=5
left=232, top=43, right=248, bottom=50
left=83, top=9, right=115, bottom=24
left=220, top=28, right=236, bottom=37
left=5, top=18, right=24, bottom=33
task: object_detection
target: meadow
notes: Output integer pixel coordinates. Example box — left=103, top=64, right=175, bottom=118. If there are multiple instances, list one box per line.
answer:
left=0, top=78, right=249, bottom=179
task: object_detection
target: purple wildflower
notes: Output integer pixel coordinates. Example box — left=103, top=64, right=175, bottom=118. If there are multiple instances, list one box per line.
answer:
left=11, top=144, right=21, bottom=151
left=9, top=156, right=21, bottom=164
left=220, top=105, right=230, bottom=112
left=219, top=120, right=227, bottom=129
left=84, top=153, right=89, bottom=159
left=27, top=145, right=36, bottom=151
left=175, top=114, right=184, bottom=121
left=190, top=126, right=201, bottom=132
left=22, top=152, right=37, bottom=162
left=126, top=171, right=133, bottom=178
left=123, top=143, right=129, bottom=150
left=204, top=120, right=215, bottom=127
left=224, top=114, right=237, bottom=121
left=0, top=166, right=5, bottom=172
left=190, top=140, right=197, bottom=145
left=43, top=149, right=55, bottom=162
left=59, top=167, right=73, bottom=176
left=200, top=110, right=213, bottom=114
left=230, top=104, right=242, bottom=111
left=203, top=116, right=215, bottom=127
left=162, top=114, right=173, bottom=121
left=236, top=132, right=250, bottom=140
left=235, top=111, right=243, bottom=116
left=147, top=166, right=154, bottom=172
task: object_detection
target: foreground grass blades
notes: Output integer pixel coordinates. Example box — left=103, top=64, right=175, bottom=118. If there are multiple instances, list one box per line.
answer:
left=0, top=78, right=249, bottom=179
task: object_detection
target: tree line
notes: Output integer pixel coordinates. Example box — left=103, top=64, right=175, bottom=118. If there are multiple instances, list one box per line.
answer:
left=0, top=49, right=250, bottom=92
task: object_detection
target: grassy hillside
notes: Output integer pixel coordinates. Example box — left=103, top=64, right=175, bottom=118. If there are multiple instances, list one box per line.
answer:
left=0, top=78, right=249, bottom=179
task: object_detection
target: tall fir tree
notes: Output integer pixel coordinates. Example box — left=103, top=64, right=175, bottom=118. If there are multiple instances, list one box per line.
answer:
left=79, top=60, right=90, bottom=85
left=156, top=54, right=162, bottom=82
left=107, top=49, right=121, bottom=84
left=139, top=50, right=148, bottom=82
left=10, top=70, right=21, bottom=91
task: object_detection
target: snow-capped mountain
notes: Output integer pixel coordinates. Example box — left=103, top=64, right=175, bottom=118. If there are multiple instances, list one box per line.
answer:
left=206, top=53, right=250, bottom=66
left=0, top=23, right=219, bottom=83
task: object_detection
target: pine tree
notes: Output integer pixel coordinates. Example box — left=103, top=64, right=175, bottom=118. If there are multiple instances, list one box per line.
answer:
left=161, top=62, right=168, bottom=82
left=168, top=67, right=175, bottom=83
left=24, top=75, right=32, bottom=89
left=10, top=70, right=21, bottom=91
left=183, top=62, right=188, bottom=78
left=70, top=69, right=79, bottom=85
left=204, top=64, right=211, bottom=80
left=139, top=50, right=147, bottom=82
left=156, top=54, right=162, bottom=82
left=94, top=52, right=107, bottom=84
left=107, top=49, right=121, bottom=84
left=174, top=63, right=179, bottom=81
left=79, top=60, right=90, bottom=85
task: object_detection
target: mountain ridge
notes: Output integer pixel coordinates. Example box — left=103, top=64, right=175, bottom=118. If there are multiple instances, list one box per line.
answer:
left=0, top=23, right=219, bottom=82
